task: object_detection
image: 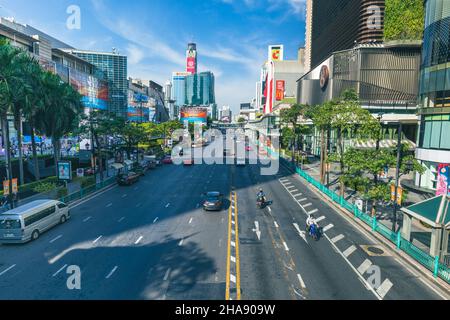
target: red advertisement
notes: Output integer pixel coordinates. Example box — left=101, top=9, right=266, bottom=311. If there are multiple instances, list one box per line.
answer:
left=276, top=80, right=285, bottom=101
left=436, top=164, right=450, bottom=196
left=187, top=57, right=196, bottom=74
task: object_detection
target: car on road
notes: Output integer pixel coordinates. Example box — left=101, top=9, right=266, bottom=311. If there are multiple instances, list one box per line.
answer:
left=162, top=156, right=173, bottom=164
left=0, top=200, right=70, bottom=243
left=202, top=192, right=224, bottom=211
left=117, top=172, right=140, bottom=186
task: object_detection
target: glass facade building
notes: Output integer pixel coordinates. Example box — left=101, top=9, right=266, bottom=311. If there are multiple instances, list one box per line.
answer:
left=185, top=72, right=215, bottom=106
left=64, top=50, right=128, bottom=119
left=172, top=72, right=190, bottom=118
left=416, top=0, right=450, bottom=191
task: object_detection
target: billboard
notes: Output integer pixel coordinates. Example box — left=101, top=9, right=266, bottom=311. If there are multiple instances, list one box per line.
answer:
left=436, top=164, right=450, bottom=196
left=268, top=45, right=284, bottom=62
left=57, top=161, right=72, bottom=181
left=180, top=107, right=208, bottom=123
left=70, top=69, right=108, bottom=110
left=187, top=46, right=197, bottom=74
left=127, top=107, right=151, bottom=123
left=276, top=80, right=285, bottom=101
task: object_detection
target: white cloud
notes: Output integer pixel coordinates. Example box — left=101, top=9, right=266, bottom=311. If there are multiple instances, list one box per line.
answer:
left=126, top=44, right=145, bottom=65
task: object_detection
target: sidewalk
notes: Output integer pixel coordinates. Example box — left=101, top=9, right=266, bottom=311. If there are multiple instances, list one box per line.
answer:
left=295, top=155, right=443, bottom=254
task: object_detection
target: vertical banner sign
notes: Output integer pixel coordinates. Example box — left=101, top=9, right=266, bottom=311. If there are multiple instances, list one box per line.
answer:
left=3, top=180, right=10, bottom=196
left=276, top=80, right=285, bottom=101
left=269, top=45, right=284, bottom=62
left=58, top=161, right=72, bottom=181
left=436, top=164, right=449, bottom=196
left=11, top=179, right=18, bottom=194
left=391, top=184, right=403, bottom=205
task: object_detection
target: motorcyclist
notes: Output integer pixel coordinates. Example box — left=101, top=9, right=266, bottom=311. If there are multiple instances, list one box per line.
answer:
left=257, top=188, right=266, bottom=204
left=306, top=214, right=319, bottom=236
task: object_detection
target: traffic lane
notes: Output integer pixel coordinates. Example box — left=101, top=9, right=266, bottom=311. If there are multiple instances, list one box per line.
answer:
left=275, top=164, right=443, bottom=300
left=248, top=164, right=377, bottom=300
left=236, top=164, right=299, bottom=300
left=45, top=162, right=229, bottom=300
left=0, top=162, right=207, bottom=299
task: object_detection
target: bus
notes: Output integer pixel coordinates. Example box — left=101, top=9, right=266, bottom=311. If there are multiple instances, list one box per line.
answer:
left=0, top=200, right=70, bottom=244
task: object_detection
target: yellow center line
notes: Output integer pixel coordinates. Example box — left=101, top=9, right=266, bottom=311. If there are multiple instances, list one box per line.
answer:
left=225, top=191, right=232, bottom=300
left=234, top=192, right=241, bottom=300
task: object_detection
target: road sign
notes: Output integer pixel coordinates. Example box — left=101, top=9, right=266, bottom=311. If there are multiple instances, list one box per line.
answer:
left=3, top=180, right=10, bottom=196
left=11, top=179, right=18, bottom=194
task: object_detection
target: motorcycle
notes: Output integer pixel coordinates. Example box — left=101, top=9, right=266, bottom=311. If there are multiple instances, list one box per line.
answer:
left=257, top=196, right=266, bottom=209
left=306, top=224, right=322, bottom=241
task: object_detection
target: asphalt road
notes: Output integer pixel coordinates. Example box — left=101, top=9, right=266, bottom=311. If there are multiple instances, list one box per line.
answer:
left=0, top=150, right=445, bottom=300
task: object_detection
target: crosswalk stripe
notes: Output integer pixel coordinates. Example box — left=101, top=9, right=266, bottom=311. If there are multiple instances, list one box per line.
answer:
left=376, top=279, right=393, bottom=299
left=343, top=245, right=357, bottom=257
left=357, top=259, right=373, bottom=275
left=331, top=234, right=345, bottom=243
left=298, top=198, right=308, bottom=202
left=303, top=203, right=313, bottom=208
left=323, top=224, right=334, bottom=232
left=315, top=215, right=325, bottom=222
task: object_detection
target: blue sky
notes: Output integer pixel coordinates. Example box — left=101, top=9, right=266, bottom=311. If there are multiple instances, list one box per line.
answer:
left=1, top=0, right=306, bottom=112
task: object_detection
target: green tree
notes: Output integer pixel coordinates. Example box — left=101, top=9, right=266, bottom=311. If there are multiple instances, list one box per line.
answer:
left=280, top=104, right=311, bottom=163
left=384, top=0, right=424, bottom=41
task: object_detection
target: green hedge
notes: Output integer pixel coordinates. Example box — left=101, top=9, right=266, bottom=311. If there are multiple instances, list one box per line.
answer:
left=0, top=176, right=59, bottom=197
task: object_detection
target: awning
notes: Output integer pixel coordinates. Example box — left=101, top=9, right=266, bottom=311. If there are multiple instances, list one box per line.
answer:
left=401, top=195, right=450, bottom=229
left=111, top=163, right=124, bottom=170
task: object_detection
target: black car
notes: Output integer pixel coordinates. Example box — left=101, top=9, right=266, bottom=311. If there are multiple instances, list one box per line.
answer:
left=202, top=192, right=224, bottom=211
left=117, top=172, right=140, bottom=186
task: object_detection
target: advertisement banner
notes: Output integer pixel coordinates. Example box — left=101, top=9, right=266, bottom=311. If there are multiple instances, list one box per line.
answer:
left=180, top=107, right=208, bottom=124
left=3, top=180, right=10, bottom=196
left=276, top=80, right=285, bottom=101
left=391, top=184, right=403, bottom=206
left=187, top=57, right=196, bottom=74
left=269, top=45, right=284, bottom=61
left=436, top=164, right=450, bottom=196
left=58, top=161, right=72, bottom=181
left=11, top=179, right=18, bottom=194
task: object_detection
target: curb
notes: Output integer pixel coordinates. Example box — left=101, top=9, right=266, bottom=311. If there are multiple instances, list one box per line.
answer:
left=280, top=160, right=450, bottom=299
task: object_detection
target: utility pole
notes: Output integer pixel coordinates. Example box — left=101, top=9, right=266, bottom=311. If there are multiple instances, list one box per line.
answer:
left=393, top=122, right=403, bottom=233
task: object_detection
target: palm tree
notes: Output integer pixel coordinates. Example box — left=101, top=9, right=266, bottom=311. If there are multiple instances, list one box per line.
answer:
left=35, top=72, right=84, bottom=176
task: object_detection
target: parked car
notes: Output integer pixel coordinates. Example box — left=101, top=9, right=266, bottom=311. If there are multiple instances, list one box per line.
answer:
left=162, top=156, right=173, bottom=164
left=202, top=192, right=224, bottom=211
left=117, top=172, right=140, bottom=186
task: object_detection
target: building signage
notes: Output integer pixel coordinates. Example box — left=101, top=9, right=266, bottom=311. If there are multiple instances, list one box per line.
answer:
left=276, top=80, right=285, bottom=101
left=320, top=65, right=330, bottom=91
left=11, top=179, right=18, bottom=194
left=269, top=45, right=284, bottom=61
left=3, top=180, right=10, bottom=196
left=58, top=161, right=72, bottom=181
left=187, top=48, right=197, bottom=74
left=436, top=164, right=450, bottom=196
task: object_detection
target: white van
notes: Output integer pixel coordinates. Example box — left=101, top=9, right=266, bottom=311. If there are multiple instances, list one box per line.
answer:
left=0, top=200, right=70, bottom=244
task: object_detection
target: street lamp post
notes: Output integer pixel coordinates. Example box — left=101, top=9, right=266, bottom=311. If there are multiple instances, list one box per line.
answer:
left=392, top=122, right=402, bottom=233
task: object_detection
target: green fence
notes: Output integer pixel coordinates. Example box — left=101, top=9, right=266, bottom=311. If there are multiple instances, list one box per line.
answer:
left=59, top=176, right=116, bottom=204
left=291, top=163, right=450, bottom=284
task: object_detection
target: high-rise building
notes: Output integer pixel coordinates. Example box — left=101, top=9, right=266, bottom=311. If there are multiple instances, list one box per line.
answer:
left=186, top=43, right=198, bottom=74
left=185, top=71, right=215, bottom=106
left=309, top=0, right=385, bottom=70
left=64, top=49, right=128, bottom=118
left=415, top=0, right=450, bottom=192
left=171, top=71, right=191, bottom=118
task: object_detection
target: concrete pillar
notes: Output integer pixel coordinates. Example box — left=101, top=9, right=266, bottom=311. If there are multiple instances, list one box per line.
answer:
left=440, top=229, right=449, bottom=263
left=430, top=228, right=443, bottom=257
left=401, top=214, right=412, bottom=242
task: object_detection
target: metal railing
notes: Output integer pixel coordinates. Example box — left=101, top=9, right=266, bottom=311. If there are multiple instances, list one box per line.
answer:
left=59, top=176, right=117, bottom=204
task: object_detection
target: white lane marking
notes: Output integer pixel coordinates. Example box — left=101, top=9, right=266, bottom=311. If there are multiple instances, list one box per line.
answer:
left=189, top=218, right=193, bottom=224
left=230, top=274, right=236, bottom=283
left=297, top=274, right=306, bottom=289
left=376, top=279, right=393, bottom=299
left=50, top=235, right=63, bottom=243
left=283, top=182, right=293, bottom=186
left=232, top=211, right=235, bottom=217
left=83, top=216, right=92, bottom=223
left=274, top=221, right=279, bottom=228
left=289, top=189, right=299, bottom=193
left=0, top=264, right=16, bottom=276
left=315, top=216, right=325, bottom=223
left=52, top=264, right=68, bottom=277
left=118, top=217, right=125, bottom=223
left=253, top=221, right=261, bottom=241
left=298, top=198, right=308, bottom=202
left=153, top=217, right=159, bottom=224
left=309, top=209, right=319, bottom=215
left=287, top=185, right=296, bottom=189
left=165, top=203, right=170, bottom=208
left=331, top=234, right=345, bottom=243
left=164, top=268, right=171, bottom=281
left=122, top=194, right=127, bottom=198
left=293, top=223, right=308, bottom=244
left=231, top=256, right=236, bottom=263
left=293, top=193, right=303, bottom=197
left=231, top=220, right=235, bottom=225
left=106, top=203, right=113, bottom=208
left=93, top=236, right=102, bottom=244
left=69, top=185, right=118, bottom=209
left=343, top=245, right=357, bottom=258
left=135, top=236, right=143, bottom=245
left=231, top=241, right=236, bottom=247
left=178, top=239, right=184, bottom=246
left=357, top=259, right=373, bottom=275
left=283, top=242, right=290, bottom=251
left=267, top=207, right=272, bottom=213
left=303, top=203, right=313, bottom=208
left=106, top=266, right=118, bottom=279
left=323, top=224, right=334, bottom=232
left=231, top=229, right=235, bottom=235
